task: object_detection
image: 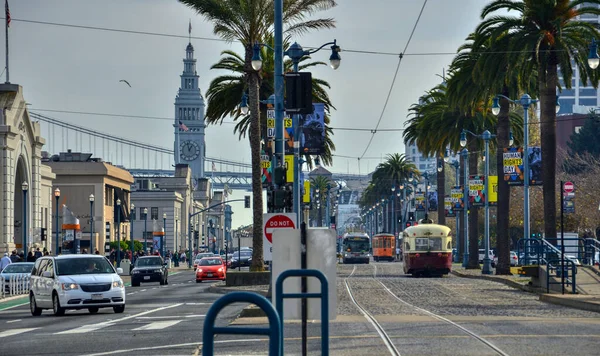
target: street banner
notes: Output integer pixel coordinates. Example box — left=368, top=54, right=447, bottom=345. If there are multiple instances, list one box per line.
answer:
left=302, top=103, right=326, bottom=155
left=488, top=175, right=498, bottom=206
left=450, top=186, right=464, bottom=211
left=303, top=180, right=311, bottom=203
left=469, top=175, right=485, bottom=206
left=503, top=146, right=543, bottom=186
left=261, top=146, right=272, bottom=188
left=284, top=155, right=294, bottom=183
left=415, top=192, right=426, bottom=211
left=444, top=196, right=456, bottom=217
left=563, top=198, right=575, bottom=214
left=426, top=191, right=438, bottom=211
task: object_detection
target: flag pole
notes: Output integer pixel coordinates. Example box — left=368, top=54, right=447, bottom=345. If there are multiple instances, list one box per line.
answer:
left=176, top=124, right=180, bottom=165
left=5, top=0, right=9, bottom=83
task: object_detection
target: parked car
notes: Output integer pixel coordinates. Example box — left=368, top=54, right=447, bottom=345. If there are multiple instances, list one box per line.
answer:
left=1, top=262, right=34, bottom=293
left=492, top=251, right=519, bottom=267
left=564, top=254, right=581, bottom=266
left=229, top=250, right=253, bottom=268
left=478, top=249, right=496, bottom=268
left=131, top=256, right=169, bottom=287
left=195, top=257, right=226, bottom=282
left=29, top=255, right=125, bottom=316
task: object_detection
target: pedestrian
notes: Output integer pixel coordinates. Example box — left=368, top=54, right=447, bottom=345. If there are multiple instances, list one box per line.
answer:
left=0, top=253, right=11, bottom=270
left=18, top=251, right=25, bottom=262
left=396, top=247, right=400, bottom=260
left=9, top=250, right=19, bottom=263
left=34, top=248, right=42, bottom=259
left=95, top=250, right=100, bottom=255
left=82, top=249, right=88, bottom=254
left=27, top=251, right=36, bottom=262
left=44, top=251, right=50, bottom=256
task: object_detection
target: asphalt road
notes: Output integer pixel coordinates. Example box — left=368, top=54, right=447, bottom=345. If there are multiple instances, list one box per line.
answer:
left=0, top=270, right=244, bottom=356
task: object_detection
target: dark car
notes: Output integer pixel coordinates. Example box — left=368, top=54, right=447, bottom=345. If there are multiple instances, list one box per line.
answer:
left=229, top=250, right=253, bottom=268
left=131, top=256, right=168, bottom=287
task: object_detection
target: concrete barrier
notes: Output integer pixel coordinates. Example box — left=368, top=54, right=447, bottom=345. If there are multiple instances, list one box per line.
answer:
left=226, top=271, right=270, bottom=286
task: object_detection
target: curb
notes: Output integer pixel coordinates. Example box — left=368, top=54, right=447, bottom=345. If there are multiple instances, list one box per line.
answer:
left=540, top=294, right=600, bottom=313
left=450, top=270, right=536, bottom=293
left=207, top=285, right=268, bottom=297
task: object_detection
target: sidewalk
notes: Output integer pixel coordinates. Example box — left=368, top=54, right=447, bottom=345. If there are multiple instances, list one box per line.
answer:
left=450, top=263, right=600, bottom=314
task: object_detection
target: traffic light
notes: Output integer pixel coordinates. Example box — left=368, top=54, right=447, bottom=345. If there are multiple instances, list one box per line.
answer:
left=408, top=212, right=415, bottom=221
left=41, top=228, right=47, bottom=241
left=284, top=187, right=293, bottom=210
left=274, top=189, right=286, bottom=209
left=267, top=190, right=274, bottom=212
left=194, top=230, right=199, bottom=241
left=244, top=195, right=251, bottom=209
left=285, top=72, right=313, bottom=114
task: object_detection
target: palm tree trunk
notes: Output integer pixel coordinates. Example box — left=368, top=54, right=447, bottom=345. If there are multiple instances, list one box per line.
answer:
left=467, top=140, right=480, bottom=269
left=495, top=88, right=511, bottom=275
left=437, top=158, right=446, bottom=226
left=540, top=63, right=558, bottom=242
left=245, top=44, right=265, bottom=272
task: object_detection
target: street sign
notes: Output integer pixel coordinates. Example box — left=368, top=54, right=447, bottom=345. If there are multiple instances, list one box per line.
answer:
left=263, top=213, right=296, bottom=261
left=563, top=181, right=574, bottom=193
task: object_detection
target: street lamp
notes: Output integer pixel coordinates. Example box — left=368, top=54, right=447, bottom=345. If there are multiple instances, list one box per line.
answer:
left=391, top=185, right=396, bottom=241
left=54, top=188, right=60, bottom=255
left=460, top=148, right=470, bottom=267
left=589, top=38, right=600, bottom=69
left=143, top=207, right=148, bottom=254
left=240, top=93, right=249, bottom=115
left=130, top=203, right=135, bottom=262
left=251, top=40, right=341, bottom=72
left=22, top=181, right=28, bottom=255
left=89, top=194, right=95, bottom=254
left=116, top=199, right=121, bottom=267
left=163, top=213, right=167, bottom=258
left=491, top=94, right=538, bottom=245
left=461, top=129, right=495, bottom=274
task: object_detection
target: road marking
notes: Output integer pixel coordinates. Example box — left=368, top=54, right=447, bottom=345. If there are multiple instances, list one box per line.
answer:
left=136, top=314, right=205, bottom=320
left=132, top=320, right=181, bottom=330
left=126, top=292, right=137, bottom=295
left=140, top=289, right=147, bottom=292
left=6, top=319, right=21, bottom=323
left=0, top=300, right=28, bottom=312
left=81, top=339, right=265, bottom=356
left=185, top=303, right=208, bottom=306
left=0, top=328, right=38, bottom=338
left=55, top=323, right=115, bottom=334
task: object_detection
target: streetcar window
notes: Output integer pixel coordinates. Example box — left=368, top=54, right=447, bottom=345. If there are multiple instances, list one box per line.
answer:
left=384, top=239, right=391, bottom=248
left=415, top=238, right=429, bottom=250
left=447, top=241, right=452, bottom=249
left=429, top=238, right=442, bottom=250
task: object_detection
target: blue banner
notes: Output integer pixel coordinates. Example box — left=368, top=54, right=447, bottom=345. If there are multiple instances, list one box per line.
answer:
left=301, top=103, right=325, bottom=155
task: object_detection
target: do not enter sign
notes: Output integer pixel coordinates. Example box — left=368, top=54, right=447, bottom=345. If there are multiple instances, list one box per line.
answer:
left=263, top=213, right=296, bottom=261
left=563, top=181, right=574, bottom=193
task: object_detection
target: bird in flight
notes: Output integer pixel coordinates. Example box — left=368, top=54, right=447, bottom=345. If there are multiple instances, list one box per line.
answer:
left=119, top=79, right=131, bottom=87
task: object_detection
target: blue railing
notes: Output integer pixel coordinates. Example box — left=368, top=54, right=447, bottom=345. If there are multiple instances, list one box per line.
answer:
left=202, top=292, right=281, bottom=356
left=546, top=258, right=577, bottom=294
left=275, top=269, right=329, bottom=356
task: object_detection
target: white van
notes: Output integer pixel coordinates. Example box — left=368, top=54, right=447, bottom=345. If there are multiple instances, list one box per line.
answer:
left=29, top=255, right=125, bottom=316
left=478, top=249, right=496, bottom=268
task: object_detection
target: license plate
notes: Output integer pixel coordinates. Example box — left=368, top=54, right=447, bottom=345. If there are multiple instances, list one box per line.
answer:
left=207, top=273, right=213, bottom=277
left=91, top=294, right=103, bottom=300
left=144, top=276, right=150, bottom=280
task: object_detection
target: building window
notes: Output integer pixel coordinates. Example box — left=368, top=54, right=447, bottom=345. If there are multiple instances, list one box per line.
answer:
left=104, top=186, right=112, bottom=206
left=131, top=208, right=136, bottom=221
left=139, top=207, right=147, bottom=220
left=151, top=207, right=159, bottom=220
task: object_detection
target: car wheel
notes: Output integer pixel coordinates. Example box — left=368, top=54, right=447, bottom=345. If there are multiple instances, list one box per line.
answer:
left=196, top=279, right=201, bottom=283
left=88, top=307, right=99, bottom=314
left=159, top=277, right=165, bottom=285
left=52, top=293, right=65, bottom=316
left=30, top=294, right=42, bottom=316
left=113, top=305, right=125, bottom=314
left=132, top=280, right=140, bottom=287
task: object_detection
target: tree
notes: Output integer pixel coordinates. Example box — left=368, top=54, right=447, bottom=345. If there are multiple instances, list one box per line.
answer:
left=568, top=114, right=600, bottom=156
left=309, top=175, right=332, bottom=226
left=204, top=37, right=336, bottom=166
left=477, top=0, right=600, bottom=241
left=180, top=0, right=337, bottom=271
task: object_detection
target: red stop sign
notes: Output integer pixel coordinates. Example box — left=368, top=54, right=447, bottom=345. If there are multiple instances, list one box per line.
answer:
left=563, top=181, right=574, bottom=193
left=264, top=215, right=296, bottom=243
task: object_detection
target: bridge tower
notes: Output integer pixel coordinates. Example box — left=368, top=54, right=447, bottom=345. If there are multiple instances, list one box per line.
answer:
left=174, top=41, right=206, bottom=181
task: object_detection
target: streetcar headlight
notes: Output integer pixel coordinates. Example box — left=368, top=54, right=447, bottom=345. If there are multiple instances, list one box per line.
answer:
left=365, top=254, right=371, bottom=257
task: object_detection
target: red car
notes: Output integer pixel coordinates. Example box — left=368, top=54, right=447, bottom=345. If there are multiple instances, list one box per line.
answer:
left=195, top=257, right=226, bottom=283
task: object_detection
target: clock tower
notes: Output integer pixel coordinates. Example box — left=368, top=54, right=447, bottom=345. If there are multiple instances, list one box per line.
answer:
left=174, top=41, right=206, bottom=180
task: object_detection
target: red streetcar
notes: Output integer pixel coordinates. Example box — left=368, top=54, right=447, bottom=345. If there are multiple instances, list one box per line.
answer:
left=402, top=219, right=453, bottom=277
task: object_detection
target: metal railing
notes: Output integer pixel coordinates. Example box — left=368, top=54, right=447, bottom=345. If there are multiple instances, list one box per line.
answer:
left=202, top=292, right=281, bottom=356
left=584, top=238, right=600, bottom=266
left=1, top=274, right=31, bottom=298
left=546, top=259, right=577, bottom=294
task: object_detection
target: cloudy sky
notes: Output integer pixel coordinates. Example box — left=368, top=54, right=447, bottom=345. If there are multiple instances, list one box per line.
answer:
left=5, top=0, right=492, bottom=227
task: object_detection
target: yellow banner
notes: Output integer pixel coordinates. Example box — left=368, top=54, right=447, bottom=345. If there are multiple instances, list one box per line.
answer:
left=489, top=175, right=498, bottom=203
left=303, top=180, right=311, bottom=203
left=284, top=155, right=294, bottom=183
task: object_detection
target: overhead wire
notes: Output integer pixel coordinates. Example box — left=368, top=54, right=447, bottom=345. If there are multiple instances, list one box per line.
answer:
left=357, top=0, right=428, bottom=161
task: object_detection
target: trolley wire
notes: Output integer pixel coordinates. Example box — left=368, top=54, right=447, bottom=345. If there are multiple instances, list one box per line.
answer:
left=358, top=0, right=428, bottom=160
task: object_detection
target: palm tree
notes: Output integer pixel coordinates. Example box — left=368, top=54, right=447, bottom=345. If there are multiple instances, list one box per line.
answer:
left=309, top=175, right=332, bottom=226
left=477, top=0, right=600, bottom=242
left=180, top=0, right=337, bottom=271
left=204, top=37, right=336, bottom=166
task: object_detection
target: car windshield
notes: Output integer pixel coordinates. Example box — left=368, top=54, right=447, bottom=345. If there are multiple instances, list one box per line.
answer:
left=2, top=263, right=34, bottom=273
left=199, top=258, right=223, bottom=266
left=56, top=258, right=115, bottom=275
left=136, top=258, right=163, bottom=267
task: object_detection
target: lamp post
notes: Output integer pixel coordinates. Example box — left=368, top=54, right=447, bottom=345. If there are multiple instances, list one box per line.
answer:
left=251, top=38, right=340, bottom=224
left=174, top=213, right=178, bottom=267
left=325, top=185, right=331, bottom=228
left=444, top=156, right=461, bottom=263
left=116, top=199, right=121, bottom=268
left=54, top=188, right=60, bottom=255
left=461, top=129, right=496, bottom=274
left=461, top=148, right=470, bottom=268
left=89, top=194, right=95, bottom=254
left=162, top=213, right=167, bottom=258
left=391, top=186, right=396, bottom=237
left=22, top=181, right=28, bottom=256
left=143, top=207, right=148, bottom=254
left=491, top=94, right=556, bottom=243
left=130, top=203, right=135, bottom=262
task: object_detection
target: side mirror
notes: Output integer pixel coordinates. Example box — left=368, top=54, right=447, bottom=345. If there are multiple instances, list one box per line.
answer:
left=42, top=271, right=52, bottom=278
left=116, top=268, right=124, bottom=275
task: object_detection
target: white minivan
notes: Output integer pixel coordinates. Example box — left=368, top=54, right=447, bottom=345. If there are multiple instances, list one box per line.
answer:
left=29, top=255, right=126, bottom=316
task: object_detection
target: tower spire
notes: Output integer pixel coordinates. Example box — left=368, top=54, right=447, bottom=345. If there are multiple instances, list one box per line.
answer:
left=188, top=19, right=192, bottom=44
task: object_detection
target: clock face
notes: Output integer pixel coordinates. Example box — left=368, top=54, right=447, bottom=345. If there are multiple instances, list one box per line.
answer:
left=180, top=140, right=200, bottom=161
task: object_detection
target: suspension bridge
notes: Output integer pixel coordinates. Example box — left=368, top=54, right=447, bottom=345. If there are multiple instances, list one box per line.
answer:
left=31, top=111, right=369, bottom=190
